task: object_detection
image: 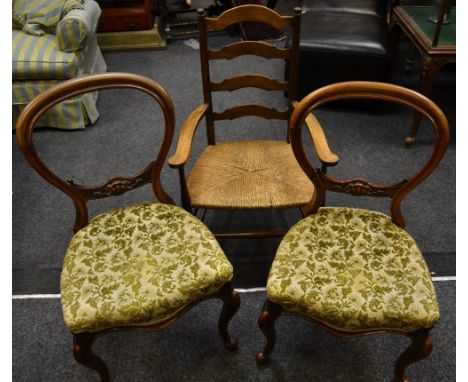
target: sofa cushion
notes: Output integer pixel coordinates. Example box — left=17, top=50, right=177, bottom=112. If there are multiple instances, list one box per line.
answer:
left=12, top=30, right=81, bottom=80
left=296, top=11, right=388, bottom=95
left=61, top=202, right=234, bottom=333
left=300, top=12, right=387, bottom=57
left=266, top=207, right=440, bottom=333
left=301, top=0, right=388, bottom=18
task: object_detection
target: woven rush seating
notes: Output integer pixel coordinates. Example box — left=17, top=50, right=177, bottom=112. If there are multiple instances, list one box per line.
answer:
left=187, top=141, right=315, bottom=209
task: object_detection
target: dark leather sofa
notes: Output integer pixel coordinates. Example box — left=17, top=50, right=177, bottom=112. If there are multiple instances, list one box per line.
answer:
left=295, top=0, right=394, bottom=98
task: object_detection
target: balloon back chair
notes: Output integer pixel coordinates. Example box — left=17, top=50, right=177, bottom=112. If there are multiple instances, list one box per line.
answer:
left=255, top=81, right=449, bottom=382
left=168, top=5, right=339, bottom=239
left=15, top=73, right=240, bottom=381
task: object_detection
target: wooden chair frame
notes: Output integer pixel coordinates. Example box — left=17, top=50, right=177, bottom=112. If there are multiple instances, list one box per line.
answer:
left=168, top=5, right=339, bottom=239
left=15, top=73, right=240, bottom=381
left=255, top=81, right=449, bottom=382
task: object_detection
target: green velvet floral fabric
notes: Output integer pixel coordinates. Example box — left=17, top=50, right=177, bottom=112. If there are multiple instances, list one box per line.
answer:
left=267, top=207, right=440, bottom=333
left=61, top=202, right=233, bottom=333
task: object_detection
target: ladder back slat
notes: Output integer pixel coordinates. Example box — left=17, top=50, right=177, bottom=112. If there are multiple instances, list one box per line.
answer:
left=208, top=41, right=291, bottom=60
left=211, top=75, right=288, bottom=92
left=205, top=5, right=292, bottom=31
left=213, top=105, right=289, bottom=120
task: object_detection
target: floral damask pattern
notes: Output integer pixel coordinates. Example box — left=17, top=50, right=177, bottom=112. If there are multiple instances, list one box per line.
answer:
left=267, top=207, right=440, bottom=332
left=61, top=202, right=233, bottom=333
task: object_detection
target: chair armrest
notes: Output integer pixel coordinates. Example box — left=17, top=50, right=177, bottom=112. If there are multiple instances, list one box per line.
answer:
left=291, top=101, right=339, bottom=166
left=168, top=103, right=210, bottom=168
left=56, top=0, right=101, bottom=52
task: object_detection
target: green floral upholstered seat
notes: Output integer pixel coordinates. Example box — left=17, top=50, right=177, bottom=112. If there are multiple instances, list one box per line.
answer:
left=266, top=207, right=440, bottom=333
left=61, top=202, right=234, bottom=333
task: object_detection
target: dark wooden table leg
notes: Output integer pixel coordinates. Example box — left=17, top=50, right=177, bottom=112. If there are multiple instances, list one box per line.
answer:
left=404, top=44, right=417, bottom=75
left=405, top=56, right=440, bottom=147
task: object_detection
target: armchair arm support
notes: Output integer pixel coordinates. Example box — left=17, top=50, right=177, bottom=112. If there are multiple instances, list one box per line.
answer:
left=168, top=103, right=210, bottom=168
left=291, top=101, right=339, bottom=166
left=56, top=0, right=102, bottom=52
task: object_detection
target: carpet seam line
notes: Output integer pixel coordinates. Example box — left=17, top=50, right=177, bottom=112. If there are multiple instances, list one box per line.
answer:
left=11, top=277, right=456, bottom=299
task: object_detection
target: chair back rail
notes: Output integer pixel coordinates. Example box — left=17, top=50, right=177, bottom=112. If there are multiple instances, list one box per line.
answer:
left=213, top=105, right=289, bottom=121
left=15, top=72, right=176, bottom=232
left=197, top=5, right=301, bottom=145
left=289, top=81, right=449, bottom=228
left=211, top=75, right=288, bottom=92
left=208, top=41, right=291, bottom=60
left=204, top=5, right=293, bottom=31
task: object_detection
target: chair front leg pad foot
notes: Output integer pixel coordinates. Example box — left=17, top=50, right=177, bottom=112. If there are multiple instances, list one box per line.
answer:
left=255, top=351, right=268, bottom=365
left=224, top=336, right=238, bottom=350
left=405, top=136, right=415, bottom=148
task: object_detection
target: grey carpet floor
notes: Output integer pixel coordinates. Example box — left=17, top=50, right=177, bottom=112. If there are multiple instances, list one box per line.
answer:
left=13, top=281, right=455, bottom=382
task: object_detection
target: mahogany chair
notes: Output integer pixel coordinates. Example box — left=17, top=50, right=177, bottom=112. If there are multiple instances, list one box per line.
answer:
left=168, top=5, right=339, bottom=239
left=255, top=81, right=449, bottom=382
left=15, top=73, right=240, bottom=381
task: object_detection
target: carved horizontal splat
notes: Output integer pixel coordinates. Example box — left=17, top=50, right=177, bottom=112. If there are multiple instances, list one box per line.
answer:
left=213, top=105, right=289, bottom=120
left=68, top=162, right=154, bottom=200
left=208, top=41, right=290, bottom=60
left=205, top=5, right=292, bottom=31
left=211, top=75, right=288, bottom=92
left=318, top=172, right=408, bottom=197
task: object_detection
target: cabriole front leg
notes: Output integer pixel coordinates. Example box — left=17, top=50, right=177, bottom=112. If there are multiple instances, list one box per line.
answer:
left=394, top=328, right=433, bottom=382
left=217, top=282, right=241, bottom=350
left=73, top=332, right=110, bottom=382
left=255, top=298, right=283, bottom=365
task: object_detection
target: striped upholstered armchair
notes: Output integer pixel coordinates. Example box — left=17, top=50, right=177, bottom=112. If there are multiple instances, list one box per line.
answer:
left=12, top=0, right=107, bottom=129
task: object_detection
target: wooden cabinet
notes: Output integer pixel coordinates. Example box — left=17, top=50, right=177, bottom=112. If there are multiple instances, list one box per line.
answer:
left=97, top=0, right=154, bottom=32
